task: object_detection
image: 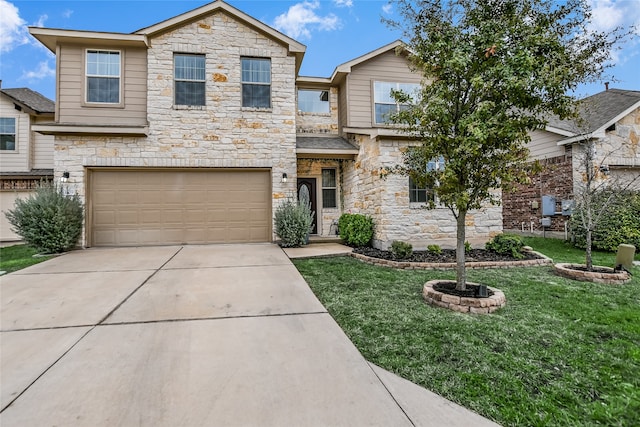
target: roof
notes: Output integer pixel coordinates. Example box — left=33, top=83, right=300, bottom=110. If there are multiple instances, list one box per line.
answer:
left=546, top=89, right=640, bottom=143
left=1, top=88, right=55, bottom=114
left=296, top=135, right=359, bottom=159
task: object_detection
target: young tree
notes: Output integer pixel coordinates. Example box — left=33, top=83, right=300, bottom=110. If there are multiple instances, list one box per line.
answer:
left=386, top=0, right=628, bottom=290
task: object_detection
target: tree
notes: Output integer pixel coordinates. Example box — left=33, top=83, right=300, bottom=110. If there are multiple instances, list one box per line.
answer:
left=386, top=0, right=628, bottom=290
left=571, top=137, right=639, bottom=271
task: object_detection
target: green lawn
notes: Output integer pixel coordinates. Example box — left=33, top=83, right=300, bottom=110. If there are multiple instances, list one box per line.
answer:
left=293, top=238, right=640, bottom=427
left=0, top=245, right=52, bottom=273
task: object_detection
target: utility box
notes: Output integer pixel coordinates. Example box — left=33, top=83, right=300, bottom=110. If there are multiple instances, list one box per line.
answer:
left=542, top=195, right=556, bottom=216
left=561, top=200, right=574, bottom=216
left=541, top=217, right=552, bottom=227
left=615, top=244, right=636, bottom=271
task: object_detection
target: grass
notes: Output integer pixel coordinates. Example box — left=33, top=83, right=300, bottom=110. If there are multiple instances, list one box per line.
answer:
left=0, top=244, right=52, bottom=273
left=522, top=236, right=640, bottom=265
left=293, top=238, right=640, bottom=427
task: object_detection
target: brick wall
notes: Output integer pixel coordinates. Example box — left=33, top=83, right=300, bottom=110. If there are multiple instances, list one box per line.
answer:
left=502, top=147, right=573, bottom=233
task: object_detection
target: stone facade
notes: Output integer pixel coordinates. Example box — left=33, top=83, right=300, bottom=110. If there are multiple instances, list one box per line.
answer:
left=296, top=158, right=344, bottom=236
left=342, top=135, right=503, bottom=250
left=54, top=12, right=298, bottom=245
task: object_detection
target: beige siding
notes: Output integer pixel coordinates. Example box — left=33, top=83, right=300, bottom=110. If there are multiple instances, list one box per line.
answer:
left=57, top=45, right=147, bottom=126
left=0, top=96, right=30, bottom=172
left=0, top=191, right=35, bottom=241
left=528, top=130, right=566, bottom=160
left=32, top=116, right=54, bottom=169
left=338, top=80, right=348, bottom=133
left=345, top=51, right=421, bottom=128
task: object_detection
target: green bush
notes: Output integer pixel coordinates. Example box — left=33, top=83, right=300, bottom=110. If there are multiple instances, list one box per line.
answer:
left=485, top=233, right=525, bottom=259
left=5, top=184, right=83, bottom=253
left=465, top=241, right=472, bottom=253
left=338, top=213, right=374, bottom=247
left=275, top=198, right=314, bottom=248
left=570, top=190, right=640, bottom=252
left=390, top=240, right=413, bottom=259
left=427, top=244, right=442, bottom=254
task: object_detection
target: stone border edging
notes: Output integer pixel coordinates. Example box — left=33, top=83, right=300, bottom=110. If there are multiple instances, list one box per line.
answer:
left=423, top=280, right=506, bottom=314
left=553, top=263, right=631, bottom=285
left=350, top=250, right=552, bottom=270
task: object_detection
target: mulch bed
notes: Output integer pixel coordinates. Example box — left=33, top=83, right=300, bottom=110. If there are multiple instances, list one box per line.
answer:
left=432, top=281, right=495, bottom=298
left=353, top=247, right=542, bottom=263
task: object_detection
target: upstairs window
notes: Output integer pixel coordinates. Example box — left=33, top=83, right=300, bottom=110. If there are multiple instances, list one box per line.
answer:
left=174, top=54, right=206, bottom=106
left=0, top=118, right=16, bottom=151
left=322, top=169, right=337, bottom=208
left=86, top=50, right=120, bottom=104
left=374, top=81, right=420, bottom=124
left=298, top=89, right=330, bottom=113
left=241, top=58, right=271, bottom=108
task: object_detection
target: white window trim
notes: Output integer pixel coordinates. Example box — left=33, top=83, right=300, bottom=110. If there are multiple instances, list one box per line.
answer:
left=174, top=53, right=206, bottom=108
left=241, top=57, right=272, bottom=110
left=0, top=116, right=17, bottom=152
left=84, top=49, right=123, bottom=107
left=322, top=168, right=338, bottom=209
left=373, top=81, right=419, bottom=126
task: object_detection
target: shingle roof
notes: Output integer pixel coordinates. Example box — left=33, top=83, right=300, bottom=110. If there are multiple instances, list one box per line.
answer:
left=296, top=136, right=358, bottom=151
left=1, top=88, right=55, bottom=114
left=546, top=89, right=640, bottom=134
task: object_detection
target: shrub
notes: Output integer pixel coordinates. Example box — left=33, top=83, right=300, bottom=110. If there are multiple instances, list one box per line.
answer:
left=338, top=213, right=374, bottom=247
left=427, top=244, right=442, bottom=254
left=5, top=184, right=83, bottom=253
left=570, top=190, right=640, bottom=252
left=390, top=240, right=413, bottom=259
left=465, top=241, right=472, bottom=253
left=274, top=198, right=314, bottom=248
left=485, top=233, right=525, bottom=259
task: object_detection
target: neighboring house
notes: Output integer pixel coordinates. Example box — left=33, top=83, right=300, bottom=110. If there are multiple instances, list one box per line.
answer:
left=503, top=88, right=640, bottom=235
left=29, top=0, right=501, bottom=249
left=0, top=86, right=55, bottom=241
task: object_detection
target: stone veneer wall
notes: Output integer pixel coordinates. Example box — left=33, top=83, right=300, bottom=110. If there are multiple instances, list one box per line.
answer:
left=53, top=12, right=298, bottom=245
left=342, top=135, right=502, bottom=250
left=502, top=148, right=574, bottom=233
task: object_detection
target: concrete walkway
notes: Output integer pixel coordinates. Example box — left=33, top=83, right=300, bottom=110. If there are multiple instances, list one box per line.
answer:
left=1, top=244, right=498, bottom=426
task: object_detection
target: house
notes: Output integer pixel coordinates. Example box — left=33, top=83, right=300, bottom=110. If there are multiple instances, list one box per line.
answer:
left=0, top=86, right=55, bottom=241
left=28, top=0, right=502, bottom=249
left=503, top=88, right=640, bottom=236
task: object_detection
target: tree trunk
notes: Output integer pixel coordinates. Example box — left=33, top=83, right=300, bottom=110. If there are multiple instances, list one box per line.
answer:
left=455, top=211, right=467, bottom=291
left=585, top=228, right=593, bottom=271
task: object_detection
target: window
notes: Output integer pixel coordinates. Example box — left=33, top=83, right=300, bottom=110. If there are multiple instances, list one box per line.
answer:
left=0, top=118, right=16, bottom=151
left=322, top=169, right=337, bottom=208
left=241, top=58, right=271, bottom=108
left=409, top=156, right=444, bottom=204
left=374, top=81, right=420, bottom=124
left=298, top=89, right=330, bottom=113
left=86, top=50, right=120, bottom=103
left=175, top=54, right=206, bottom=106
left=409, top=177, right=434, bottom=203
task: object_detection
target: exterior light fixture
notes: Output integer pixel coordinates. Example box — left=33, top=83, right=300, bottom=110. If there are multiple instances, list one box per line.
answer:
left=61, top=172, right=70, bottom=183
left=282, top=173, right=288, bottom=183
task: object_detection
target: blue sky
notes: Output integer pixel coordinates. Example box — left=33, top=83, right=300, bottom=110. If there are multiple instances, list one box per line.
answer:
left=1, top=0, right=639, bottom=102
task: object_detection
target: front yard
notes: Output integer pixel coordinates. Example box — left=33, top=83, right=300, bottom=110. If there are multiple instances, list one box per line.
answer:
left=293, top=238, right=640, bottom=426
left=0, top=244, right=52, bottom=274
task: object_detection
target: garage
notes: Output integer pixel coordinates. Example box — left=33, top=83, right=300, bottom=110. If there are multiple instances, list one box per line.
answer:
left=89, top=169, right=271, bottom=246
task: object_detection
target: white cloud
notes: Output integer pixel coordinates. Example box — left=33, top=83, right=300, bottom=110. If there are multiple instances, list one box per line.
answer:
left=0, top=0, right=29, bottom=52
left=273, top=1, right=340, bottom=40
left=333, top=0, right=353, bottom=7
left=382, top=3, right=393, bottom=15
left=21, top=60, right=56, bottom=81
left=33, top=14, right=48, bottom=28
left=588, top=0, right=640, bottom=65
left=62, top=9, right=73, bottom=19
left=589, top=0, right=625, bottom=32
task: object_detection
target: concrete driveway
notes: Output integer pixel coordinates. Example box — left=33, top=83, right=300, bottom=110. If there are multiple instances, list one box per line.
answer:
left=0, top=244, right=498, bottom=426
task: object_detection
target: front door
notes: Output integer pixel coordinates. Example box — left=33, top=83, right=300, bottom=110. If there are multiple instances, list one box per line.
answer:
left=297, top=178, right=318, bottom=234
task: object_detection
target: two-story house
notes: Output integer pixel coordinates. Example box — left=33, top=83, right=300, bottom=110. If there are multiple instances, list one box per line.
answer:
left=502, top=88, right=640, bottom=236
left=29, top=0, right=502, bottom=249
left=0, top=86, right=55, bottom=241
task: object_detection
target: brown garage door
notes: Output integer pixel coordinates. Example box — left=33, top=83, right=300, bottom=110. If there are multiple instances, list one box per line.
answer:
left=90, top=169, right=271, bottom=246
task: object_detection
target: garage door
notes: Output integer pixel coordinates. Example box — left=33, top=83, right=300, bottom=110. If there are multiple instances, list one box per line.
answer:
left=90, top=169, right=271, bottom=246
